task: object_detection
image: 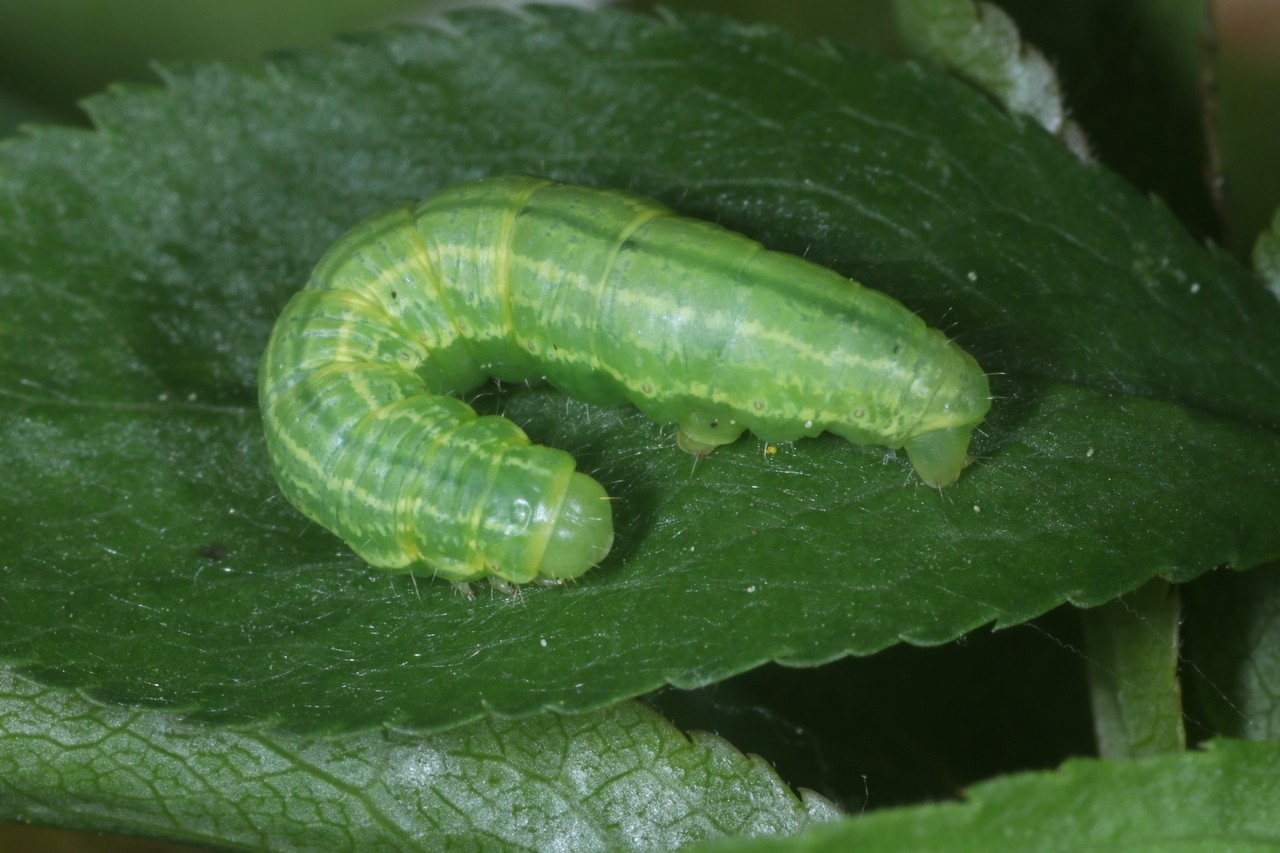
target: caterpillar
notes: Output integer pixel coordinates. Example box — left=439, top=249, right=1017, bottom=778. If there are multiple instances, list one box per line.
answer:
left=259, top=176, right=990, bottom=585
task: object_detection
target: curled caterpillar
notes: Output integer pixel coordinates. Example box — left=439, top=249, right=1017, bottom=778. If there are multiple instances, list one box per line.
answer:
left=259, top=176, right=990, bottom=584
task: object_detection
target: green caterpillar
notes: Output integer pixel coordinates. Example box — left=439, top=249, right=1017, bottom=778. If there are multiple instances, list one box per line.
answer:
left=259, top=176, right=990, bottom=585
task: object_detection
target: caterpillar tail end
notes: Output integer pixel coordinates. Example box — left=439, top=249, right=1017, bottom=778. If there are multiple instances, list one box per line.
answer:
left=902, top=425, right=978, bottom=489
left=537, top=473, right=614, bottom=580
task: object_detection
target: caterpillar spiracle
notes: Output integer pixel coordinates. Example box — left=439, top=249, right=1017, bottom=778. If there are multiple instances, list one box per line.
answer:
left=259, top=176, right=991, bottom=585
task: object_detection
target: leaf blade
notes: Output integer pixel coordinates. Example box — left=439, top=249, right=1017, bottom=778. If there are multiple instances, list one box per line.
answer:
left=1, top=7, right=1276, bottom=732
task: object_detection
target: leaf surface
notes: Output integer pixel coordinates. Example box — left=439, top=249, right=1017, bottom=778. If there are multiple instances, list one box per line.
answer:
left=687, top=738, right=1280, bottom=852
left=1, top=7, right=1278, bottom=732
left=0, top=667, right=833, bottom=850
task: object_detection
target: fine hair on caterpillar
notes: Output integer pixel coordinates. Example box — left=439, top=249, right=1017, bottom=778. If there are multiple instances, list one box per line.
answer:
left=259, top=176, right=991, bottom=585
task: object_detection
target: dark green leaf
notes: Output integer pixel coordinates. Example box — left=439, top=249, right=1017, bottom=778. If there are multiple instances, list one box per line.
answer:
left=0, top=667, right=834, bottom=850
left=685, top=739, right=1280, bottom=852
left=1254, top=207, right=1280, bottom=298
left=1184, top=563, right=1280, bottom=741
left=1082, top=579, right=1184, bottom=758
left=0, top=0, right=433, bottom=119
left=2, top=7, right=1278, bottom=733
left=0, top=86, right=64, bottom=138
left=648, top=607, right=1096, bottom=810
left=988, top=0, right=1220, bottom=242
left=1218, top=31, right=1280, bottom=258
left=893, top=0, right=1070, bottom=137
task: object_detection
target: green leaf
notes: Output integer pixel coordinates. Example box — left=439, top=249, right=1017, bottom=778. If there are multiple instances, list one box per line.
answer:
left=685, top=739, right=1280, bottom=852
left=649, top=607, right=1097, bottom=809
left=892, top=0, right=1076, bottom=144
left=987, top=0, right=1219, bottom=243
left=1254, top=207, right=1280, bottom=300
left=2, top=6, right=1279, bottom=734
left=0, top=0, right=434, bottom=116
left=0, top=86, right=63, bottom=138
left=1215, top=12, right=1280, bottom=259
left=1082, top=579, right=1185, bottom=758
left=0, top=666, right=834, bottom=850
left=1184, top=563, right=1280, bottom=741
